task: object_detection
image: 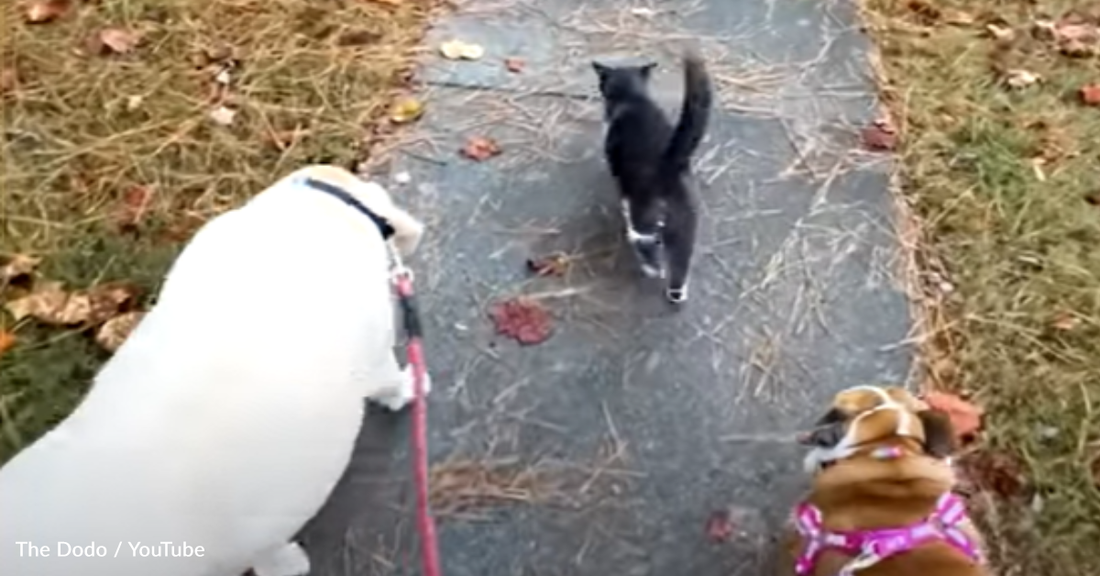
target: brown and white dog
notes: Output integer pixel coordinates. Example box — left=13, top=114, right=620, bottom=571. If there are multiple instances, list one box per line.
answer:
left=781, top=385, right=989, bottom=576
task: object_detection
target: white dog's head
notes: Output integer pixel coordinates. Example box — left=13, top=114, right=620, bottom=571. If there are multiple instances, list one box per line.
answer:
left=293, top=165, right=425, bottom=257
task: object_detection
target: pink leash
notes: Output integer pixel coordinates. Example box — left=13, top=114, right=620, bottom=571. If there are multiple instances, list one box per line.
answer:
left=393, top=269, right=442, bottom=576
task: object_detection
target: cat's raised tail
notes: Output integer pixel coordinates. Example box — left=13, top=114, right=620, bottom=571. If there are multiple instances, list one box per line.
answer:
left=661, top=50, right=713, bottom=176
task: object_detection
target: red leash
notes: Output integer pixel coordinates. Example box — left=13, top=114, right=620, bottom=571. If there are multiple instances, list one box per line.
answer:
left=393, top=269, right=443, bottom=576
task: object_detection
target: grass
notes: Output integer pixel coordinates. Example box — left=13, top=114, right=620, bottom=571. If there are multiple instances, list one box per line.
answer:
left=860, top=0, right=1100, bottom=573
left=0, top=0, right=436, bottom=463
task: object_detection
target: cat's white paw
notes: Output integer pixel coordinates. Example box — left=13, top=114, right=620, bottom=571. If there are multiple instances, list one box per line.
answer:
left=375, top=366, right=432, bottom=412
left=251, top=542, right=311, bottom=576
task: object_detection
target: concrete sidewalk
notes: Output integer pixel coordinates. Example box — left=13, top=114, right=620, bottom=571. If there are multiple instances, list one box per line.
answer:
left=301, top=1, right=910, bottom=575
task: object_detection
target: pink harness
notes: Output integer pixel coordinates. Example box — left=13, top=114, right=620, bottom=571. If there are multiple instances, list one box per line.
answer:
left=793, top=492, right=982, bottom=575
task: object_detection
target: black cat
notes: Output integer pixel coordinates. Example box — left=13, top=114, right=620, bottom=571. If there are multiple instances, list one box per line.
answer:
left=593, top=51, right=712, bottom=304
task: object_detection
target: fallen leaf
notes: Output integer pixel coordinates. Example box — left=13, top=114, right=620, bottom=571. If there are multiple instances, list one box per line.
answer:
left=1, top=254, right=41, bottom=284
left=0, top=331, right=16, bottom=357
left=1, top=68, right=19, bottom=94
left=439, top=39, right=484, bottom=61
left=461, top=135, right=501, bottom=161
left=4, top=281, right=140, bottom=326
left=504, top=57, right=525, bottom=73
left=923, top=391, right=983, bottom=441
left=1052, top=311, right=1080, bottom=331
left=1080, top=83, right=1100, bottom=106
left=95, top=310, right=145, bottom=352
left=956, top=450, right=1026, bottom=499
left=97, top=28, right=141, bottom=54
left=526, top=252, right=570, bottom=277
left=1004, top=69, right=1040, bottom=89
left=705, top=509, right=734, bottom=543
left=1084, top=191, right=1100, bottom=206
left=489, top=298, right=552, bottom=345
left=390, top=97, right=424, bottom=124
left=115, top=185, right=154, bottom=230
left=986, top=24, right=1016, bottom=41
left=860, top=118, right=898, bottom=152
left=337, top=29, right=383, bottom=47
left=209, top=105, right=237, bottom=126
left=25, top=0, right=71, bottom=24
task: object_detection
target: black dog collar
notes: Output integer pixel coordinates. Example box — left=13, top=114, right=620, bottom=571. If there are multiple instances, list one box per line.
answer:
left=302, top=176, right=396, bottom=240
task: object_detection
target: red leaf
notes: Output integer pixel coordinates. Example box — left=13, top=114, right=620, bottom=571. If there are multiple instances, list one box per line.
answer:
left=860, top=119, right=898, bottom=152
left=489, top=298, right=552, bottom=345
left=115, top=185, right=154, bottom=231
left=1080, top=83, right=1100, bottom=106
left=923, top=391, right=983, bottom=441
left=705, top=509, right=734, bottom=543
left=461, top=136, right=501, bottom=161
left=504, top=57, right=525, bottom=73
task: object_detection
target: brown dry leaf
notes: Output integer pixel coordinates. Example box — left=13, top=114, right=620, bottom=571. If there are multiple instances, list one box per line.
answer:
left=860, top=118, right=898, bottom=152
left=504, top=57, right=525, bottom=73
left=115, top=185, right=154, bottom=230
left=1080, top=83, right=1100, bottom=106
left=461, top=136, right=501, bottom=161
left=1004, top=69, right=1041, bottom=89
left=0, top=331, right=16, bottom=357
left=95, top=310, right=145, bottom=352
left=956, top=450, right=1026, bottom=499
left=1052, top=311, right=1080, bottom=331
left=390, top=97, right=424, bottom=124
left=986, top=24, right=1016, bottom=41
left=97, top=28, right=141, bottom=55
left=1, top=254, right=41, bottom=284
left=25, top=0, right=71, bottom=24
left=1, top=68, right=19, bottom=94
left=439, top=39, right=485, bottom=60
left=924, top=391, right=983, bottom=441
left=4, top=281, right=140, bottom=326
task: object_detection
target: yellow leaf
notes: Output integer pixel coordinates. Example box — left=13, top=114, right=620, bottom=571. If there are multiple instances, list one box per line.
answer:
left=439, top=39, right=484, bottom=61
left=390, top=98, right=424, bottom=124
left=0, top=331, right=15, bottom=357
left=95, top=311, right=145, bottom=352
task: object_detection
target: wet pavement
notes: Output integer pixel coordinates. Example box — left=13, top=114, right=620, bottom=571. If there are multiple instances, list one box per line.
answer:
left=300, top=1, right=910, bottom=575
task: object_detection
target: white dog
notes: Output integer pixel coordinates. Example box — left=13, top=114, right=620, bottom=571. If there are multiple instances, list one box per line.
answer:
left=0, top=165, right=431, bottom=576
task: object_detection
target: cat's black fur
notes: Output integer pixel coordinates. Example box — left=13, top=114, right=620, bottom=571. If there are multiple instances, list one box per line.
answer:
left=593, top=51, right=712, bottom=304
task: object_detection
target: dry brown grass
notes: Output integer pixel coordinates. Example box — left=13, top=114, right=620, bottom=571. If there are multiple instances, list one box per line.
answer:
left=0, top=0, right=436, bottom=463
left=860, top=0, right=1100, bottom=573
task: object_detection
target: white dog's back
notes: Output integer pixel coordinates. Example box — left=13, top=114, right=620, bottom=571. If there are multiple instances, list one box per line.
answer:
left=0, top=167, right=424, bottom=576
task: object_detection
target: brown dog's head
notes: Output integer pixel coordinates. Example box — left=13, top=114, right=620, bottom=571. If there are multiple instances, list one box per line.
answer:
left=799, top=385, right=957, bottom=474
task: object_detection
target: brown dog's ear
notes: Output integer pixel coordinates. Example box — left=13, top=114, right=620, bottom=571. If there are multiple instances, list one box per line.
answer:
left=916, top=409, right=957, bottom=458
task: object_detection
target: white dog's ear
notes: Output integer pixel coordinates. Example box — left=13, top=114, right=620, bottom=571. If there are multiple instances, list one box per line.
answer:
left=383, top=203, right=424, bottom=257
